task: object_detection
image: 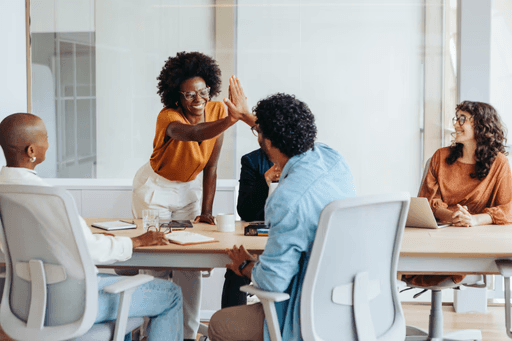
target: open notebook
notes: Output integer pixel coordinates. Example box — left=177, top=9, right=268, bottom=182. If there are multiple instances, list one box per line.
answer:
left=165, top=231, right=217, bottom=246
left=406, top=197, right=451, bottom=229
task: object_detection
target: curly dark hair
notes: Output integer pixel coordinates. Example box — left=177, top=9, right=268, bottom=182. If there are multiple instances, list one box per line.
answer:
left=157, top=51, right=222, bottom=109
left=446, top=101, right=508, bottom=180
left=254, top=93, right=317, bottom=158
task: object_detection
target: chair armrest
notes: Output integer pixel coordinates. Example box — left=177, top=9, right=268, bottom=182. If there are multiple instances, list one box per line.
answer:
left=240, top=284, right=290, bottom=303
left=104, top=274, right=154, bottom=294
left=104, top=274, right=154, bottom=341
left=240, top=284, right=289, bottom=341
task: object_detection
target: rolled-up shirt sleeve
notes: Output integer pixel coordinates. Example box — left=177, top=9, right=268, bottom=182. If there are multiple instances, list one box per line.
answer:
left=80, top=217, right=133, bottom=264
left=483, top=160, right=512, bottom=225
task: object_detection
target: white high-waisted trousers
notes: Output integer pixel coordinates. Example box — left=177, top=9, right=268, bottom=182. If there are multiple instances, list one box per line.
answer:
left=131, top=161, right=203, bottom=339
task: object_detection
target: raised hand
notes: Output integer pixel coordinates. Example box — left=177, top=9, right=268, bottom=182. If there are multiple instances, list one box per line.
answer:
left=264, top=164, right=281, bottom=184
left=223, top=76, right=255, bottom=126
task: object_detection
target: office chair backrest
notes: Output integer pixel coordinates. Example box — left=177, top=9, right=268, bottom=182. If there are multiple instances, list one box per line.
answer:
left=0, top=185, right=98, bottom=341
left=419, top=158, right=431, bottom=196
left=301, top=193, right=410, bottom=341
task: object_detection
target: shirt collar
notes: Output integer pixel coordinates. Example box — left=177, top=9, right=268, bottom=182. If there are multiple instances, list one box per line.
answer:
left=280, top=148, right=311, bottom=181
left=1, top=166, right=38, bottom=176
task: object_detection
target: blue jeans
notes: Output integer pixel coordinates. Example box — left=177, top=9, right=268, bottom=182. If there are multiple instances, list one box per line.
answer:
left=95, top=274, right=183, bottom=341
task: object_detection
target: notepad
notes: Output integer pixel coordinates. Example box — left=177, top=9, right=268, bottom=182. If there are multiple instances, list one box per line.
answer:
left=165, top=231, right=217, bottom=246
left=91, top=220, right=137, bottom=231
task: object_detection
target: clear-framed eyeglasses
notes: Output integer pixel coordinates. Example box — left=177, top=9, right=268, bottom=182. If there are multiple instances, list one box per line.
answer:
left=178, top=87, right=210, bottom=101
left=251, top=124, right=261, bottom=137
left=452, top=114, right=467, bottom=126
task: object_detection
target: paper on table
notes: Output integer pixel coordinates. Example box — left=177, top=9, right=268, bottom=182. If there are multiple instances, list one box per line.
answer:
left=165, top=231, right=217, bottom=246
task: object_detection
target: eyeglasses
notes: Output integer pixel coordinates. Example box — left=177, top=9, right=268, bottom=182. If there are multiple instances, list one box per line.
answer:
left=148, top=223, right=171, bottom=234
left=452, top=115, right=468, bottom=126
left=251, top=124, right=261, bottom=137
left=178, top=87, right=210, bottom=101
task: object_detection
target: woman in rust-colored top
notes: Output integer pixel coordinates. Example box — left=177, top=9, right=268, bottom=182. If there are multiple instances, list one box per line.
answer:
left=131, top=51, right=243, bottom=341
left=405, top=100, right=512, bottom=287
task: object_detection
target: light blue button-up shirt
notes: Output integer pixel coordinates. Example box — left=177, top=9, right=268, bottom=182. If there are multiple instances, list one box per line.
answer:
left=252, top=143, right=356, bottom=341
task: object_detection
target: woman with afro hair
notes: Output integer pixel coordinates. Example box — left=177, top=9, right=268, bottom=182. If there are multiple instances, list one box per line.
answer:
left=404, top=101, right=512, bottom=287
left=131, top=51, right=246, bottom=341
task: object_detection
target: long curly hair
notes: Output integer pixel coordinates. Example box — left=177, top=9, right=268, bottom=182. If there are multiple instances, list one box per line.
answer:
left=254, top=93, right=317, bottom=158
left=446, top=101, right=508, bottom=180
left=157, top=51, right=222, bottom=109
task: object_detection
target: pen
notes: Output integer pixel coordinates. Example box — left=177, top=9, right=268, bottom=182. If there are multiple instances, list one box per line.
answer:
left=119, top=219, right=135, bottom=224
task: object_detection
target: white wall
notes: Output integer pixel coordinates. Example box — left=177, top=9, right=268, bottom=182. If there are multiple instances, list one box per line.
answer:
left=459, top=0, right=492, bottom=103
left=95, top=0, right=216, bottom=179
left=491, top=0, right=512, bottom=133
left=0, top=0, right=28, bottom=167
left=236, top=0, right=423, bottom=195
left=30, top=0, right=94, bottom=33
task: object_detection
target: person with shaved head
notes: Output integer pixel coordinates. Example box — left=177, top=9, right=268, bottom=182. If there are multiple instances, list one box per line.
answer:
left=0, top=113, right=185, bottom=341
left=0, top=112, right=49, bottom=170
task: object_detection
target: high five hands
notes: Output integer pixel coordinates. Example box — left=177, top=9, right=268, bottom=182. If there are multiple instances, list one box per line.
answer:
left=223, top=76, right=256, bottom=126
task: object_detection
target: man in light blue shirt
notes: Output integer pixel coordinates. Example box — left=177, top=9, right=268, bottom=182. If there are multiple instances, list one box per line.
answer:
left=209, top=93, right=356, bottom=341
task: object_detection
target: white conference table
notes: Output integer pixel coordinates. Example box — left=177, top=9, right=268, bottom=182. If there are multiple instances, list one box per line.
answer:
left=398, top=224, right=512, bottom=275
left=87, top=219, right=512, bottom=275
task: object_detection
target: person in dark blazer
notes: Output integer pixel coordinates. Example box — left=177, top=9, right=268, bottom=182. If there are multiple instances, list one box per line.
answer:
left=221, top=147, right=280, bottom=308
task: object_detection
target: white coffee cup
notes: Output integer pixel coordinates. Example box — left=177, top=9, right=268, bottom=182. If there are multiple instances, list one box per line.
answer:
left=142, top=209, right=159, bottom=231
left=216, top=213, right=235, bottom=232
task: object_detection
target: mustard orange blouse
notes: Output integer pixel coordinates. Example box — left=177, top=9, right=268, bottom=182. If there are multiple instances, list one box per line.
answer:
left=419, top=146, right=512, bottom=224
left=150, top=101, right=226, bottom=182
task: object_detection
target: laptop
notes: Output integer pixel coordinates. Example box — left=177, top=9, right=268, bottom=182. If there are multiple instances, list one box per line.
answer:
left=406, top=197, right=451, bottom=229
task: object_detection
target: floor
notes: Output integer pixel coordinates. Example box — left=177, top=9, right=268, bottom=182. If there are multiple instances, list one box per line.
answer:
left=403, top=303, right=509, bottom=340
left=0, top=303, right=509, bottom=340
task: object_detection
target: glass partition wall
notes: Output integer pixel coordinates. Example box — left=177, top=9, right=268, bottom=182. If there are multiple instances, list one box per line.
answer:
left=28, top=0, right=457, bottom=196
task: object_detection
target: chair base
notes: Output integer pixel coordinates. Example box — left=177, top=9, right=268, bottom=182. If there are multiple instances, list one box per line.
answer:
left=406, top=326, right=482, bottom=341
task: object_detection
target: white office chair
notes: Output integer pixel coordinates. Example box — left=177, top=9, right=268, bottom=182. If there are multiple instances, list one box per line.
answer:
left=241, top=193, right=410, bottom=341
left=0, top=185, right=153, bottom=341
left=403, top=159, right=484, bottom=341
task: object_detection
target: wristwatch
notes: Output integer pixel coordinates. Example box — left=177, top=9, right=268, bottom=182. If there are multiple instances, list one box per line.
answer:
left=238, top=259, right=253, bottom=274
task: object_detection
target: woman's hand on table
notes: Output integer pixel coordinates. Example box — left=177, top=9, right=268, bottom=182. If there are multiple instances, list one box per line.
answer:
left=451, top=204, right=476, bottom=227
left=194, top=213, right=215, bottom=225
left=131, top=231, right=169, bottom=249
left=226, top=245, right=258, bottom=277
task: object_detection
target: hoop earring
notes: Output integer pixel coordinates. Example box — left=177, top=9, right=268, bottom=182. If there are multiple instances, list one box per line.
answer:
left=30, top=156, right=36, bottom=163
